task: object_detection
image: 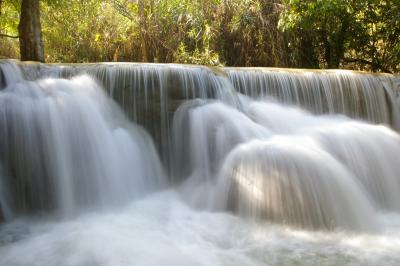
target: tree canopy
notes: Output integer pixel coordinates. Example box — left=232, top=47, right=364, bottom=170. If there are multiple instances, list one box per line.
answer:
left=0, top=0, right=399, bottom=72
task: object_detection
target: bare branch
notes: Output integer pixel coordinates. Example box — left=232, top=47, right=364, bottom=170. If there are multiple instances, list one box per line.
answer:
left=0, top=33, right=19, bottom=39
left=110, top=0, right=134, bottom=21
left=343, top=58, right=392, bottom=74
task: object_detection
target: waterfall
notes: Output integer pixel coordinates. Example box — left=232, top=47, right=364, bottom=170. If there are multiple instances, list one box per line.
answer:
left=0, top=72, right=165, bottom=217
left=1, top=60, right=400, bottom=226
left=1, top=60, right=400, bottom=265
left=13, top=62, right=400, bottom=169
left=17, top=63, right=239, bottom=167
left=171, top=100, right=271, bottom=184
left=227, top=68, right=400, bottom=128
left=219, top=139, right=376, bottom=231
left=0, top=164, right=13, bottom=222
left=0, top=61, right=24, bottom=89
left=172, top=99, right=400, bottom=230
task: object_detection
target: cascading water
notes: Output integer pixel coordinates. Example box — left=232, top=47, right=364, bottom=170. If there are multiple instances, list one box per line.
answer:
left=226, top=68, right=400, bottom=127
left=0, top=61, right=23, bottom=89
left=0, top=164, right=13, bottom=222
left=19, top=62, right=239, bottom=168
left=172, top=99, right=400, bottom=230
left=1, top=60, right=400, bottom=265
left=0, top=65, right=165, bottom=218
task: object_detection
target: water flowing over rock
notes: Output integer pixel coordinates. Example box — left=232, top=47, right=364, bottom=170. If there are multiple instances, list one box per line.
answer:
left=173, top=99, right=400, bottom=230
left=219, top=139, right=376, bottom=231
left=0, top=61, right=24, bottom=89
left=17, top=62, right=239, bottom=168
left=0, top=73, right=165, bottom=217
left=227, top=68, right=400, bottom=129
left=2, top=60, right=400, bottom=265
left=172, top=100, right=271, bottom=183
left=0, top=164, right=13, bottom=222
left=1, top=59, right=400, bottom=233
left=11, top=62, right=400, bottom=163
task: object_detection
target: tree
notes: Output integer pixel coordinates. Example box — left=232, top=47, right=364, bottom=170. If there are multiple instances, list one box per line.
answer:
left=18, top=0, right=44, bottom=62
left=0, top=0, right=20, bottom=59
left=343, top=0, right=400, bottom=73
left=279, top=0, right=355, bottom=68
left=0, top=0, right=398, bottom=72
left=279, top=0, right=400, bottom=72
left=41, top=0, right=132, bottom=62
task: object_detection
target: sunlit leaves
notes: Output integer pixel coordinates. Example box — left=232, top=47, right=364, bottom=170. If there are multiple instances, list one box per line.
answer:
left=279, top=0, right=400, bottom=72
left=0, top=0, right=398, bottom=71
left=0, top=0, right=20, bottom=58
left=0, top=0, right=20, bottom=36
left=40, top=0, right=132, bottom=62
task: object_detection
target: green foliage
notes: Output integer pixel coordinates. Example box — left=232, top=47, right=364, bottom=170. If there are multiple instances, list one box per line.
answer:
left=279, top=0, right=400, bottom=72
left=41, top=0, right=132, bottom=62
left=0, top=0, right=20, bottom=58
left=0, top=0, right=398, bottom=72
left=174, top=42, right=221, bottom=66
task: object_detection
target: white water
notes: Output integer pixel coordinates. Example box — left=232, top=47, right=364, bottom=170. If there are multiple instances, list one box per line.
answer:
left=227, top=68, right=400, bottom=128
left=1, top=191, right=400, bottom=266
left=0, top=61, right=24, bottom=89
left=1, top=61, right=400, bottom=265
left=171, top=98, right=400, bottom=230
left=0, top=75, right=165, bottom=218
left=21, top=63, right=239, bottom=166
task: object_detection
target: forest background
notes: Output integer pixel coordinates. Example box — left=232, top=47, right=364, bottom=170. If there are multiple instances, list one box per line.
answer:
left=0, top=0, right=399, bottom=73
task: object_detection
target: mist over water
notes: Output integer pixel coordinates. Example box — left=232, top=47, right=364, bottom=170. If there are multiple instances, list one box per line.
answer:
left=1, top=60, right=400, bottom=265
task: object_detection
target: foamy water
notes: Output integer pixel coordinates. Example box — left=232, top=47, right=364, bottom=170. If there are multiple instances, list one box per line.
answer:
left=1, top=191, right=400, bottom=266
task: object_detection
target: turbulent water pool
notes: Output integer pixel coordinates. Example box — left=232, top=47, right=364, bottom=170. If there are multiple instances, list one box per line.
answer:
left=1, top=60, right=400, bottom=266
left=1, top=191, right=400, bottom=266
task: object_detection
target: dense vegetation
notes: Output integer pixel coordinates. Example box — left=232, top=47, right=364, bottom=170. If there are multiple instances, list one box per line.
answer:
left=0, top=0, right=399, bottom=72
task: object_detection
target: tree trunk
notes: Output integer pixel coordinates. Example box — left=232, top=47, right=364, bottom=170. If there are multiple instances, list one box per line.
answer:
left=332, top=17, right=349, bottom=69
left=299, top=33, right=318, bottom=68
left=18, top=0, right=44, bottom=62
